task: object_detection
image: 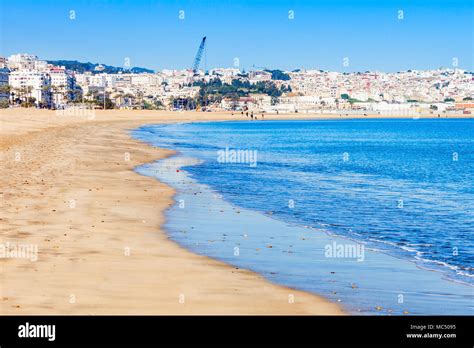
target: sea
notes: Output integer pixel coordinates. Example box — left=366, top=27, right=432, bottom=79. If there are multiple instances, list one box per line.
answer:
left=132, top=118, right=474, bottom=315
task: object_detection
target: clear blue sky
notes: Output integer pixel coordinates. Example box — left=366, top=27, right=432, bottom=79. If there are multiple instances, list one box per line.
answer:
left=0, top=0, right=472, bottom=72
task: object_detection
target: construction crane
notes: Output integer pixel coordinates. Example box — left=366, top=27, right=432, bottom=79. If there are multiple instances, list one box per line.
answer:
left=192, top=36, right=206, bottom=75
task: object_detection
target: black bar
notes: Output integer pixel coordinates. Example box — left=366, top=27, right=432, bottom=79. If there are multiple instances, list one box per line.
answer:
left=0, top=316, right=472, bottom=346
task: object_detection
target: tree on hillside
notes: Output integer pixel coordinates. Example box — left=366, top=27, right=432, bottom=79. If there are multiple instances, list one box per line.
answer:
left=265, top=69, right=291, bottom=81
left=341, top=93, right=350, bottom=100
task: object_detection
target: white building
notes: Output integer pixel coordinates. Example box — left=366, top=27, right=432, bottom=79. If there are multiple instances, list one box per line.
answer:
left=89, top=74, right=106, bottom=87
left=210, top=68, right=240, bottom=79
left=9, top=70, right=52, bottom=107
left=249, top=70, right=272, bottom=84
left=352, top=91, right=369, bottom=101
left=7, top=54, right=44, bottom=71
left=49, top=66, right=75, bottom=108
left=131, top=73, right=161, bottom=87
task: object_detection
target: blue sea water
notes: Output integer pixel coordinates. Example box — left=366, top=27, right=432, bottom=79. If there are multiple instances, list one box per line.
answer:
left=132, top=119, right=474, bottom=314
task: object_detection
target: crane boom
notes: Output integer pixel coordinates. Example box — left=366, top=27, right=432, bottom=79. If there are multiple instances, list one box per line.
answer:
left=192, top=36, right=206, bottom=74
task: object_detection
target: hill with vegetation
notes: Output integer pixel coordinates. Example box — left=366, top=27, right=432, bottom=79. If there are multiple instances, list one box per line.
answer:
left=47, top=60, right=154, bottom=74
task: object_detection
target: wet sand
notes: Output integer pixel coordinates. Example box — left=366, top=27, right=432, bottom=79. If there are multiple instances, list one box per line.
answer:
left=1, top=108, right=470, bottom=314
left=0, top=108, right=346, bottom=314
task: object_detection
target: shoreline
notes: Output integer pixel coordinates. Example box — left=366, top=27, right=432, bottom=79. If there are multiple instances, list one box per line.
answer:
left=0, top=108, right=345, bottom=314
left=1, top=108, right=472, bottom=315
left=132, top=122, right=474, bottom=315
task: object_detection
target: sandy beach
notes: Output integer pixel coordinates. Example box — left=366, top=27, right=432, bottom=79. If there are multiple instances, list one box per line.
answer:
left=0, top=108, right=341, bottom=315
left=1, top=108, right=471, bottom=315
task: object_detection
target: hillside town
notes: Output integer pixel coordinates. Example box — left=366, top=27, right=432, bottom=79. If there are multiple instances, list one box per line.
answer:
left=0, top=53, right=473, bottom=115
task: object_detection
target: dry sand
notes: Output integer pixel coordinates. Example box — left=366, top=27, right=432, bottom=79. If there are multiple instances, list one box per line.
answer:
left=0, top=108, right=469, bottom=315
left=0, top=108, right=341, bottom=315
